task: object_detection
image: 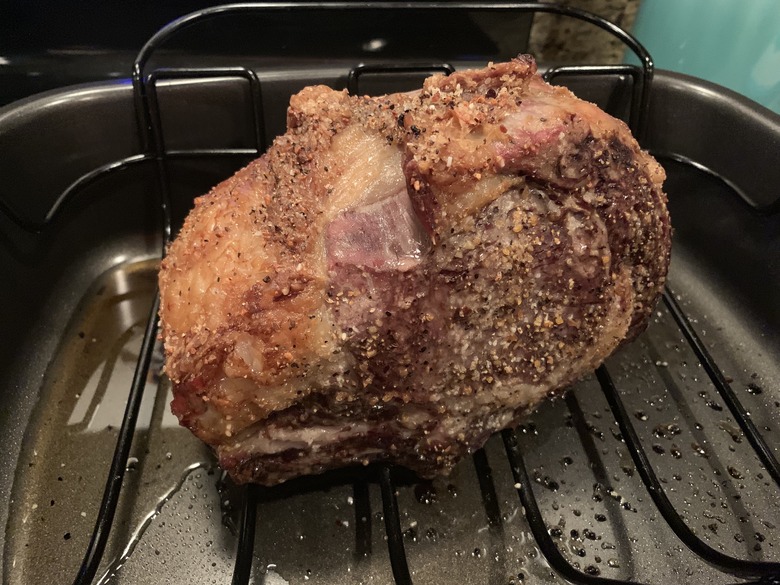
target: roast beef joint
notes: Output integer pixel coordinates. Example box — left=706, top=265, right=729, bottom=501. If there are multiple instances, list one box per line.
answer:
left=158, top=56, right=671, bottom=485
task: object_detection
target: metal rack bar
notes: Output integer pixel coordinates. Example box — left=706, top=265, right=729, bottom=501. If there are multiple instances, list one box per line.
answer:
left=72, top=294, right=162, bottom=585
left=564, top=390, right=636, bottom=556
left=0, top=145, right=259, bottom=235
left=347, top=63, right=455, bottom=96
left=501, top=428, right=649, bottom=585
left=650, top=151, right=763, bottom=214
left=663, top=288, right=780, bottom=488
left=379, top=466, right=414, bottom=585
left=143, top=67, right=264, bottom=242
left=0, top=154, right=152, bottom=234
left=473, top=448, right=503, bottom=529
left=596, top=365, right=780, bottom=578
left=131, top=2, right=653, bottom=86
left=145, top=67, right=266, bottom=156
left=232, top=486, right=259, bottom=585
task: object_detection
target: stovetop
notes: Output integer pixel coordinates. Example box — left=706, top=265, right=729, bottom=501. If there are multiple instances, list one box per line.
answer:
left=0, top=1, right=532, bottom=106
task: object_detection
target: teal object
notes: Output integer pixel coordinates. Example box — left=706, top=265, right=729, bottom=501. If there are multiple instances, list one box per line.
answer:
left=630, top=0, right=780, bottom=113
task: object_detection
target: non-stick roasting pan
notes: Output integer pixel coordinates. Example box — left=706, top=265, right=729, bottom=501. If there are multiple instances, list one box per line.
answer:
left=0, top=4, right=779, bottom=585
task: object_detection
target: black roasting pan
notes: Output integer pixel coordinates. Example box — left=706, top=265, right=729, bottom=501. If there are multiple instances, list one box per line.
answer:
left=0, top=4, right=779, bottom=585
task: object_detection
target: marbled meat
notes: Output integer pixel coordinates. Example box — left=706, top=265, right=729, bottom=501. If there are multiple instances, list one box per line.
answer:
left=158, top=56, right=671, bottom=485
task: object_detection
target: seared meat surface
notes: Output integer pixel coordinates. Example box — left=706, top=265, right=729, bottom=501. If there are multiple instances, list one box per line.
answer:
left=158, top=57, right=670, bottom=485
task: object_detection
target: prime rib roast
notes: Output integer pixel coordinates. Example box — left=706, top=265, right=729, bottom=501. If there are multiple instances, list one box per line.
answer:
left=158, top=56, right=671, bottom=485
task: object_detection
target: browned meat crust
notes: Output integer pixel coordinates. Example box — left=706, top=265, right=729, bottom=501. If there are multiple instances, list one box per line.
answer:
left=158, top=56, right=670, bottom=485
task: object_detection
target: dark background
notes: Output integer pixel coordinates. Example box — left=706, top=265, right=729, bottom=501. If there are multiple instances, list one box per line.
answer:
left=0, top=2, right=537, bottom=106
